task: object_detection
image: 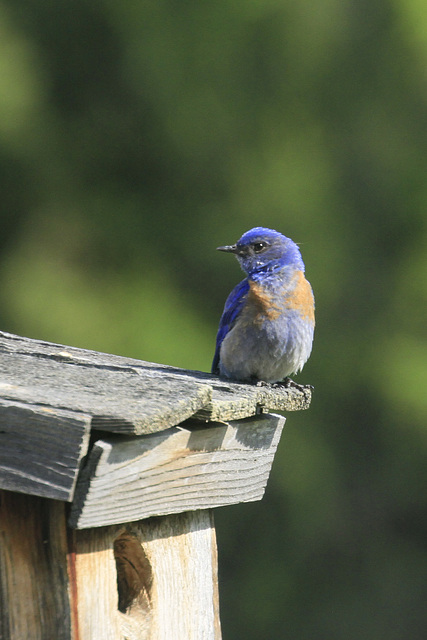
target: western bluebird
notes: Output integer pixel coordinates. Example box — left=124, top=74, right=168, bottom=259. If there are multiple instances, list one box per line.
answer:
left=212, top=227, right=315, bottom=384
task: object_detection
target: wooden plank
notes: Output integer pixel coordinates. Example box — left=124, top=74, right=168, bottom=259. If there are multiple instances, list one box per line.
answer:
left=69, top=414, right=285, bottom=529
left=134, top=511, right=221, bottom=640
left=0, top=399, right=91, bottom=501
left=194, top=378, right=312, bottom=421
left=0, top=490, right=72, bottom=640
left=0, top=331, right=310, bottom=436
left=71, top=510, right=221, bottom=640
left=69, top=526, right=124, bottom=640
left=0, top=333, right=212, bottom=435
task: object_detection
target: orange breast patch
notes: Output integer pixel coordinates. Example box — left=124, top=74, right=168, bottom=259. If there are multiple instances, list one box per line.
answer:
left=247, top=272, right=314, bottom=326
left=284, top=271, right=315, bottom=323
left=248, top=280, right=282, bottom=322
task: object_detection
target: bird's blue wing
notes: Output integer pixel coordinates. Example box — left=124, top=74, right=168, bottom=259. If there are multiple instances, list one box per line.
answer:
left=211, top=278, right=249, bottom=374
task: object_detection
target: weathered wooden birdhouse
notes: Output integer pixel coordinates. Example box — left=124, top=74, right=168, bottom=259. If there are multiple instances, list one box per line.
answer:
left=0, top=331, right=311, bottom=639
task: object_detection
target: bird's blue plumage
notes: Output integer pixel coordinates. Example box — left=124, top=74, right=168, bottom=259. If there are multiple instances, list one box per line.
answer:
left=212, top=227, right=315, bottom=383
left=212, top=278, right=249, bottom=374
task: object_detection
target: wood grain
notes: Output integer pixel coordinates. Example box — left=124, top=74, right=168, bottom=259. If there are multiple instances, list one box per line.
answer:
left=0, top=332, right=212, bottom=435
left=0, top=399, right=91, bottom=501
left=69, top=413, right=285, bottom=529
left=0, top=331, right=311, bottom=436
left=70, top=526, right=124, bottom=640
left=0, top=491, right=72, bottom=640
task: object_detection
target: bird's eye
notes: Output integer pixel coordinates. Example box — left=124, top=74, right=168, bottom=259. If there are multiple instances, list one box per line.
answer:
left=252, top=242, right=267, bottom=253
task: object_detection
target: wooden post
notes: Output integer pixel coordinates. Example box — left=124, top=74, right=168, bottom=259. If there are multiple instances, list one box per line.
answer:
left=71, top=511, right=220, bottom=640
left=0, top=491, right=71, bottom=640
left=0, top=492, right=219, bottom=640
left=0, top=331, right=312, bottom=639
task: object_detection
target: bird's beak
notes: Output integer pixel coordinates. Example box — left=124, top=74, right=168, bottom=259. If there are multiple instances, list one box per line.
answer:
left=216, top=244, right=238, bottom=253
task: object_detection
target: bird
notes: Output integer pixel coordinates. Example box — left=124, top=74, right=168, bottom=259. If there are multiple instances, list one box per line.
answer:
left=211, top=227, right=315, bottom=385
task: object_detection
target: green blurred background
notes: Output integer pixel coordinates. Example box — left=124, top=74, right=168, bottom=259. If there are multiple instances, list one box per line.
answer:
left=1, top=0, right=427, bottom=637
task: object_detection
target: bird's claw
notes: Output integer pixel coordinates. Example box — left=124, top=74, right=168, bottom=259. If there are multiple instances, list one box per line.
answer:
left=253, top=377, right=313, bottom=392
left=255, top=379, right=270, bottom=387
left=282, top=377, right=314, bottom=392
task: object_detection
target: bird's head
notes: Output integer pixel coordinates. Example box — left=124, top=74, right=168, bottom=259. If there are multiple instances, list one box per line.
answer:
left=217, top=227, right=305, bottom=276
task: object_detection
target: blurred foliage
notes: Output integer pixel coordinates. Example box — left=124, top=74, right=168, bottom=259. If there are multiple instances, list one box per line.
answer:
left=0, top=0, right=427, bottom=637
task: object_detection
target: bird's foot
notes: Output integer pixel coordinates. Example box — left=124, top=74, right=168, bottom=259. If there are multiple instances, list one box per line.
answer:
left=255, top=379, right=270, bottom=387
left=272, top=378, right=314, bottom=392
left=252, top=377, right=313, bottom=392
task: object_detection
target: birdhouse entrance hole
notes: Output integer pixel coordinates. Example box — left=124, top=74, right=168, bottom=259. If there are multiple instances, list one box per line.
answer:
left=114, top=531, right=152, bottom=615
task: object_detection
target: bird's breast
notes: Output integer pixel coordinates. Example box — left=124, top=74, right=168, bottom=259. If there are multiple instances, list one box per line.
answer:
left=247, top=270, right=314, bottom=327
left=282, top=270, right=315, bottom=324
left=247, top=280, right=282, bottom=324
